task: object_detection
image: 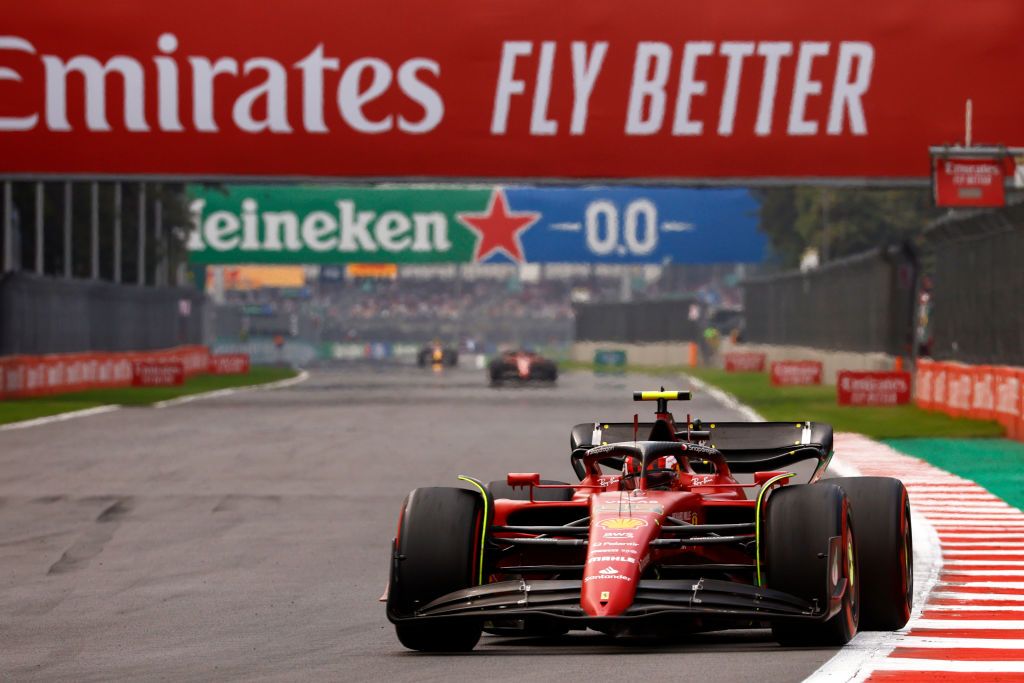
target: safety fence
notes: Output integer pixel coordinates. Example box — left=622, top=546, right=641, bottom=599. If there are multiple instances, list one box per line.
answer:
left=741, top=246, right=917, bottom=355
left=0, top=271, right=205, bottom=356
left=574, top=299, right=701, bottom=343
left=0, top=345, right=212, bottom=399
left=924, top=201, right=1024, bottom=367
left=915, top=358, right=1024, bottom=441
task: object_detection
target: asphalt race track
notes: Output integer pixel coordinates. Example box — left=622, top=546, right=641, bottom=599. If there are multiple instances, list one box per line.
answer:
left=0, top=367, right=836, bottom=682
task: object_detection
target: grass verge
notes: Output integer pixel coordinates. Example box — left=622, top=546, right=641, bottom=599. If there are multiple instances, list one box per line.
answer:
left=885, top=438, right=1024, bottom=509
left=683, top=368, right=1003, bottom=440
left=564, top=363, right=1003, bottom=440
left=0, top=366, right=298, bottom=426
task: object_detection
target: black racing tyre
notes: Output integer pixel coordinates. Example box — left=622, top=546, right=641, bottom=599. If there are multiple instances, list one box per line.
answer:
left=391, top=487, right=484, bottom=651
left=766, top=483, right=859, bottom=646
left=827, top=477, right=913, bottom=631
left=488, top=479, right=574, bottom=502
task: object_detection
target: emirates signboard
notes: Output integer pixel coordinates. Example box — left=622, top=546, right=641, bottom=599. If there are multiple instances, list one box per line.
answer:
left=837, top=371, right=912, bottom=406
left=1, top=0, right=1023, bottom=180
left=770, top=360, right=823, bottom=386
left=932, top=157, right=1007, bottom=207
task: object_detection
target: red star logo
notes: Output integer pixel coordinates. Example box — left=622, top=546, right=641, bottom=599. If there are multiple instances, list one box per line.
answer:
left=457, top=189, right=539, bottom=263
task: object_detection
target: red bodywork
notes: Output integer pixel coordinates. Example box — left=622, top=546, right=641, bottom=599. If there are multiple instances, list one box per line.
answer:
left=491, top=408, right=774, bottom=619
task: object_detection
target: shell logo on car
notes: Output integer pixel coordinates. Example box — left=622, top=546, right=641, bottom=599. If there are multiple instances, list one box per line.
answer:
left=598, top=517, right=647, bottom=530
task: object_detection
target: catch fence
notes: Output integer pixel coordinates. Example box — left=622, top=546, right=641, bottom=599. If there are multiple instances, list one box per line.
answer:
left=741, top=246, right=917, bottom=355
left=0, top=271, right=205, bottom=356
left=924, top=201, right=1024, bottom=367
left=574, top=299, right=702, bottom=343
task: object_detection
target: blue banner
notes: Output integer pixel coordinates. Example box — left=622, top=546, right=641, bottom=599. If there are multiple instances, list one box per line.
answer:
left=504, top=187, right=763, bottom=264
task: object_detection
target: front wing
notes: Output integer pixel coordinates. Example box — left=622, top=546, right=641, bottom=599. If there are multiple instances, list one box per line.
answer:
left=388, top=538, right=848, bottom=629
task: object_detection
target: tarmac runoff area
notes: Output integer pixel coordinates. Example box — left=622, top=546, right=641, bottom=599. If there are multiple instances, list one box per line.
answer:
left=0, top=366, right=887, bottom=681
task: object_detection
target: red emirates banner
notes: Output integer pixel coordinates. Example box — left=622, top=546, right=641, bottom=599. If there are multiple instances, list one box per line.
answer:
left=933, top=157, right=1007, bottom=207
left=770, top=360, right=823, bottom=386
left=1, top=0, right=1023, bottom=180
left=837, top=371, right=911, bottom=406
left=724, top=352, right=766, bottom=373
left=131, top=361, right=185, bottom=387
left=208, top=353, right=251, bottom=375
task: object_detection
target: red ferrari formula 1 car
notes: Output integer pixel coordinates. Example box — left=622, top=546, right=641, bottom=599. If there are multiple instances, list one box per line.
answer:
left=385, top=390, right=913, bottom=651
left=488, top=350, right=558, bottom=385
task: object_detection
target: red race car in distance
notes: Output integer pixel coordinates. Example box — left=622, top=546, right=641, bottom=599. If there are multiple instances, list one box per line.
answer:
left=488, top=349, right=558, bottom=385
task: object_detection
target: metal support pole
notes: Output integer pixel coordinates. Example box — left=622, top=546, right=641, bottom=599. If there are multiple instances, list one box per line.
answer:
left=90, top=181, right=99, bottom=279
left=34, top=181, right=44, bottom=274
left=63, top=182, right=72, bottom=278
left=137, top=182, right=146, bottom=285
left=154, top=197, right=163, bottom=286
left=2, top=181, right=11, bottom=272
left=113, top=182, right=122, bottom=283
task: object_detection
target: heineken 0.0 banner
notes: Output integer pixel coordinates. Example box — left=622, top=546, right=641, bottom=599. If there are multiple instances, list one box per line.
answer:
left=187, top=185, right=763, bottom=264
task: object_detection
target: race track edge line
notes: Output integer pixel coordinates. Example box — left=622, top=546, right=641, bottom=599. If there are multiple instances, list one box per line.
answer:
left=804, top=437, right=943, bottom=683
left=153, top=369, right=310, bottom=409
left=682, top=373, right=765, bottom=422
left=0, top=405, right=122, bottom=431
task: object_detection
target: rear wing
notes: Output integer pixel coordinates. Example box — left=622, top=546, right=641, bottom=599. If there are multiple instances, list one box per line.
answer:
left=570, top=420, right=833, bottom=474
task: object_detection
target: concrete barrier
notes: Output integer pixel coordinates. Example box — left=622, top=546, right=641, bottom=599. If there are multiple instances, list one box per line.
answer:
left=715, top=340, right=896, bottom=385
left=571, top=341, right=694, bottom=367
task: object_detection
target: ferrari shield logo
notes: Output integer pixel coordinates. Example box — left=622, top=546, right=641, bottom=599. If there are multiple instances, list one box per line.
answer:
left=598, top=517, right=648, bottom=530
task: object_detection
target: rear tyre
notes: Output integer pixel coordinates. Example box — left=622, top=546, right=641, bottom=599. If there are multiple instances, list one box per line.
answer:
left=766, top=483, right=859, bottom=646
left=390, top=487, right=484, bottom=651
left=488, top=479, right=574, bottom=502
left=828, top=477, right=913, bottom=630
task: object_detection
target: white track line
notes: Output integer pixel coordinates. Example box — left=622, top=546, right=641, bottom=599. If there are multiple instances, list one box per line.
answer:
left=944, top=560, right=1024, bottom=566
left=804, top=436, right=943, bottom=683
left=0, top=370, right=309, bottom=430
left=874, top=659, right=1024, bottom=673
left=938, top=582, right=1024, bottom=589
left=153, top=369, right=309, bottom=408
left=912, top=619, right=1024, bottom=629
left=0, top=404, right=121, bottom=431
left=927, top=604, right=1024, bottom=611
left=932, top=592, right=1024, bottom=602
left=938, top=570, right=1024, bottom=576
left=943, top=550, right=1024, bottom=556
left=900, top=636, right=1024, bottom=648
left=681, top=374, right=765, bottom=422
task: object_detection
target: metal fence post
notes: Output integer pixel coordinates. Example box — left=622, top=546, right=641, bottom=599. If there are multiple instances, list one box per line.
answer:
left=34, top=181, right=44, bottom=274
left=3, top=181, right=12, bottom=272
left=137, top=182, right=146, bottom=285
left=91, top=181, right=99, bottom=279
left=113, top=181, right=122, bottom=283
left=154, top=197, right=163, bottom=286
left=63, top=181, right=72, bottom=278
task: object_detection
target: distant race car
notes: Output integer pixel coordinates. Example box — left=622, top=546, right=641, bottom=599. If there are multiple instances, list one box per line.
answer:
left=385, top=390, right=913, bottom=652
left=488, top=350, right=558, bottom=385
left=416, top=343, right=458, bottom=368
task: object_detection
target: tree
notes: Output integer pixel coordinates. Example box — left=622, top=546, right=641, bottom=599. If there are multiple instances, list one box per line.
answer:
left=754, top=187, right=940, bottom=268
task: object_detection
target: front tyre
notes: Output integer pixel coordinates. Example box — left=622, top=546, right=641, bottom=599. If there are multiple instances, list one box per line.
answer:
left=828, top=477, right=913, bottom=630
left=389, top=487, right=484, bottom=651
left=766, top=483, right=859, bottom=646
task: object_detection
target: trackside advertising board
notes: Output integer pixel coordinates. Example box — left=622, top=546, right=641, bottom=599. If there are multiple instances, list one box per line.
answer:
left=2, top=0, right=1023, bottom=181
left=186, top=185, right=764, bottom=264
left=837, top=371, right=911, bottom=406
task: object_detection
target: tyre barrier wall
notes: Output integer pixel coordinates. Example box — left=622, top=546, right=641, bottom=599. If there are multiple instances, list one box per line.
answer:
left=915, top=358, right=1024, bottom=441
left=0, top=345, right=247, bottom=399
